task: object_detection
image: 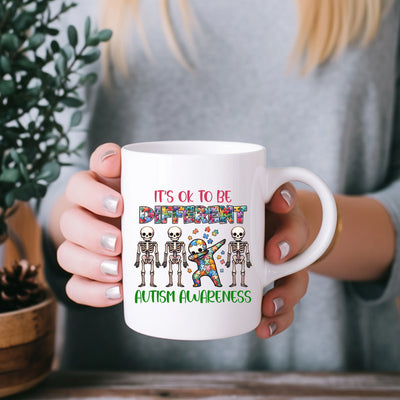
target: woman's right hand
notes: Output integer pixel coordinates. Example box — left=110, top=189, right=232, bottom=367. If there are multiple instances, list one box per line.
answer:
left=57, top=143, right=124, bottom=307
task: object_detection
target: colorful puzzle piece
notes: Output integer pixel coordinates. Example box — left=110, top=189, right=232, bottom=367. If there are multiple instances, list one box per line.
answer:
left=205, top=226, right=211, bottom=232
left=220, top=259, right=225, bottom=265
left=193, top=229, right=199, bottom=234
left=217, top=255, right=221, bottom=259
left=207, top=239, right=213, bottom=244
left=212, top=230, right=219, bottom=236
left=203, top=234, right=209, bottom=239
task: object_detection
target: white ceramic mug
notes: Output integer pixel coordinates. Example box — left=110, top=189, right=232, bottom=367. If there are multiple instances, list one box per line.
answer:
left=121, top=141, right=337, bottom=340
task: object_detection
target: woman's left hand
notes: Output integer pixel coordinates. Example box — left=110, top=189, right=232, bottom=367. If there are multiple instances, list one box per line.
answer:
left=255, top=184, right=310, bottom=338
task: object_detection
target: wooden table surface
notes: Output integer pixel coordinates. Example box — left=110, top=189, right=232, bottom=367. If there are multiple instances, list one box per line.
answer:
left=10, top=371, right=400, bottom=399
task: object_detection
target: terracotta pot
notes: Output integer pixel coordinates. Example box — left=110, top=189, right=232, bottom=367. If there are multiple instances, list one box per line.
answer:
left=0, top=292, right=56, bottom=397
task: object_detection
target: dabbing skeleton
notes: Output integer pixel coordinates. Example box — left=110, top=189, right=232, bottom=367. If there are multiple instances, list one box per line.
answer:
left=225, top=226, right=252, bottom=287
left=134, top=226, right=160, bottom=287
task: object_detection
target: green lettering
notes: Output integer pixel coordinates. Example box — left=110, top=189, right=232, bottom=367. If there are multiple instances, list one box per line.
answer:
left=231, top=291, right=238, bottom=303
left=236, top=290, right=244, bottom=303
left=179, top=290, right=187, bottom=303
left=134, top=290, right=142, bottom=303
left=168, top=290, right=175, bottom=303
left=215, top=290, right=223, bottom=303
left=207, top=290, right=216, bottom=303
left=200, top=290, right=207, bottom=303
left=245, top=290, right=252, bottom=303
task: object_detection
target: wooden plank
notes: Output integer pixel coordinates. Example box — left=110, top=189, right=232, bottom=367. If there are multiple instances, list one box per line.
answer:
left=0, top=295, right=56, bottom=348
left=0, top=358, right=52, bottom=398
left=0, top=332, right=54, bottom=373
left=11, top=371, right=400, bottom=399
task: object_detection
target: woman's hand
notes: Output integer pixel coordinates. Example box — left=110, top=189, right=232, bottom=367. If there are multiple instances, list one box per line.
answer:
left=255, top=184, right=310, bottom=338
left=57, top=143, right=124, bottom=307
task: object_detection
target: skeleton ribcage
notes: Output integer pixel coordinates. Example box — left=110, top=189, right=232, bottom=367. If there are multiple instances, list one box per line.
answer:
left=140, top=242, right=156, bottom=255
left=167, top=242, right=183, bottom=254
left=233, top=242, right=246, bottom=253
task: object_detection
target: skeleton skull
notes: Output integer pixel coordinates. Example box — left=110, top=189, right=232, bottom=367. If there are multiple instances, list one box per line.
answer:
left=189, top=239, right=206, bottom=255
left=231, top=226, right=245, bottom=242
left=168, top=226, right=182, bottom=241
left=140, top=226, right=154, bottom=241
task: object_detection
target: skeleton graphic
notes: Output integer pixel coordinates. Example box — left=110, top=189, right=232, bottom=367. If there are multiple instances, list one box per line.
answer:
left=189, top=238, right=225, bottom=287
left=134, top=226, right=160, bottom=287
left=226, top=226, right=251, bottom=287
left=162, top=226, right=188, bottom=287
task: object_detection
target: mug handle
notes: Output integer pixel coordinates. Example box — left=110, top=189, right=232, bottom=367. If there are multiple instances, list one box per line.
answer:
left=263, top=167, right=337, bottom=286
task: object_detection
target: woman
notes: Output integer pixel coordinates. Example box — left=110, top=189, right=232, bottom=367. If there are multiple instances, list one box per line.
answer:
left=42, top=0, right=399, bottom=371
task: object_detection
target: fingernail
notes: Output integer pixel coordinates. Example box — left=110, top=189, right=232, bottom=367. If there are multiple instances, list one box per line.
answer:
left=280, top=189, right=292, bottom=207
left=100, top=233, right=117, bottom=252
left=273, top=297, right=285, bottom=314
left=278, top=241, right=290, bottom=259
left=269, top=322, right=277, bottom=337
left=101, top=259, right=119, bottom=276
left=101, top=150, right=116, bottom=162
left=105, top=286, right=121, bottom=299
left=103, top=196, right=119, bottom=213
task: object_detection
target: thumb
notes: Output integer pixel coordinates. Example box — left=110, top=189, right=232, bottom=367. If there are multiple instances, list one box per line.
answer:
left=89, top=143, right=121, bottom=179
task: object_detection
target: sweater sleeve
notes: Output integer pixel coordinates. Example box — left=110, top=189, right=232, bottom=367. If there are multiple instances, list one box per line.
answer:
left=348, top=25, right=400, bottom=305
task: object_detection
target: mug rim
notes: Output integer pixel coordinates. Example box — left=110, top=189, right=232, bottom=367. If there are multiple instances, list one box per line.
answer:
left=122, top=140, right=265, bottom=156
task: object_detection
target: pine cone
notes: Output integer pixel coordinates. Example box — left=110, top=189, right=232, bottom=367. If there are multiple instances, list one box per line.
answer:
left=0, top=260, right=46, bottom=313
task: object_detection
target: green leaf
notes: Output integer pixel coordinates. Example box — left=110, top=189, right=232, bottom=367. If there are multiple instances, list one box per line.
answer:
left=98, top=29, right=113, bottom=42
left=37, top=26, right=59, bottom=36
left=62, top=45, right=74, bottom=60
left=5, top=191, right=15, bottom=208
left=1, top=34, right=20, bottom=52
left=78, top=72, right=98, bottom=85
left=55, top=54, right=66, bottom=75
left=28, top=33, right=45, bottom=50
left=0, top=80, right=15, bottom=96
left=14, top=56, right=37, bottom=70
left=13, top=183, right=47, bottom=202
left=86, top=35, right=100, bottom=47
left=36, top=161, right=61, bottom=182
left=67, top=25, right=78, bottom=48
left=80, top=48, right=101, bottom=64
left=70, top=110, right=83, bottom=127
left=14, top=11, right=35, bottom=31
left=51, top=40, right=60, bottom=53
left=84, top=17, right=91, bottom=42
left=0, top=169, right=20, bottom=183
left=35, top=1, right=48, bottom=13
left=0, top=56, right=11, bottom=73
left=61, top=97, right=84, bottom=107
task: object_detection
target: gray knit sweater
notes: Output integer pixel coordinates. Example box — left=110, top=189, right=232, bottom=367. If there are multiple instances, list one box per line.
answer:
left=41, top=0, right=400, bottom=371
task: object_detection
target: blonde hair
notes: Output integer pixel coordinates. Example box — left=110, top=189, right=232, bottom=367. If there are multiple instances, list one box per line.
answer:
left=100, top=0, right=388, bottom=80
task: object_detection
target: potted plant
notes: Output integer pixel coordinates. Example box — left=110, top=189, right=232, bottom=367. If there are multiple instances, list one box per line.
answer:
left=0, top=0, right=111, bottom=396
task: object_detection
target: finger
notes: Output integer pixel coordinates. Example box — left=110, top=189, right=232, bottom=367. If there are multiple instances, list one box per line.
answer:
left=66, top=275, right=123, bottom=307
left=57, top=240, right=122, bottom=282
left=261, top=269, right=309, bottom=317
left=254, top=310, right=295, bottom=339
left=265, top=210, right=309, bottom=263
left=89, top=142, right=121, bottom=179
left=60, top=207, right=122, bottom=256
left=266, top=183, right=296, bottom=214
left=66, top=170, right=123, bottom=217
